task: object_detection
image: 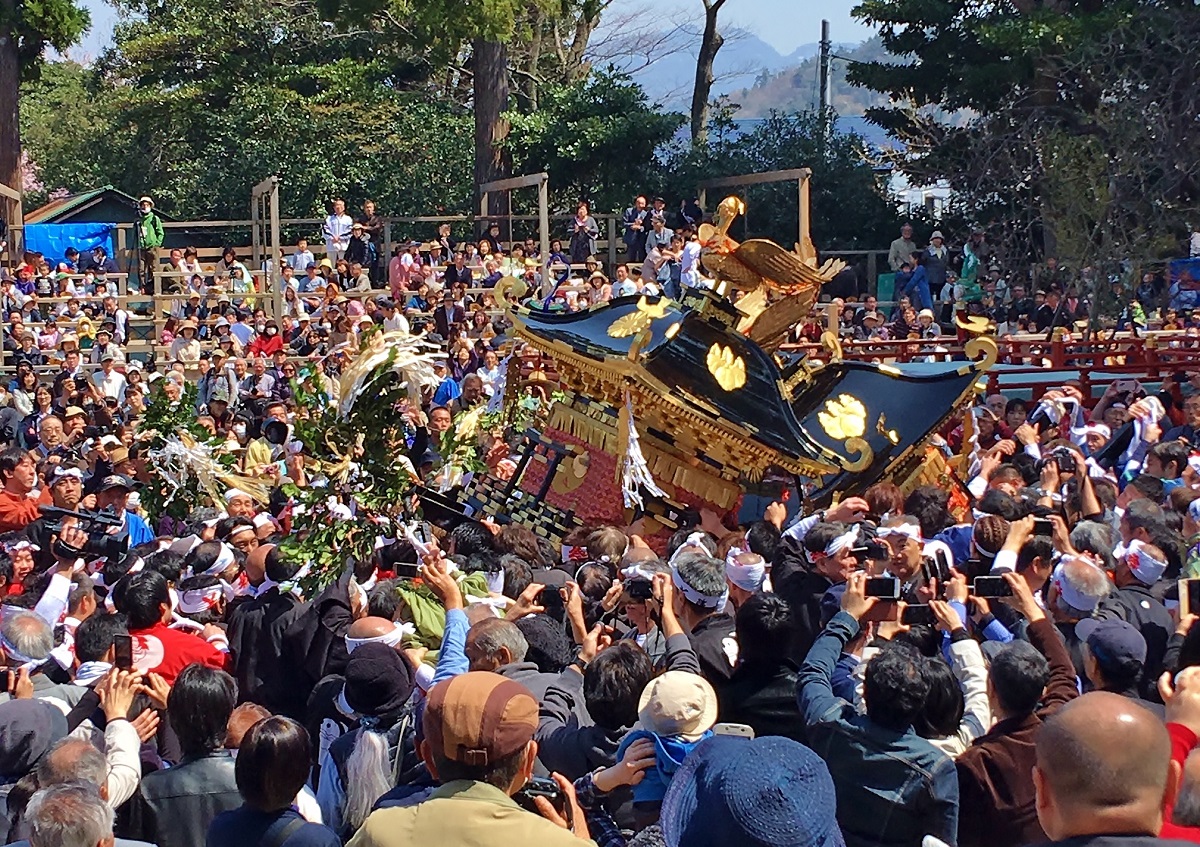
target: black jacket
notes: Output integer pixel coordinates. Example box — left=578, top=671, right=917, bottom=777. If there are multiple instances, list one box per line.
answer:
left=1096, top=583, right=1173, bottom=699
left=227, top=588, right=307, bottom=716
left=688, top=613, right=737, bottom=690
left=716, top=659, right=806, bottom=743
left=128, top=751, right=240, bottom=847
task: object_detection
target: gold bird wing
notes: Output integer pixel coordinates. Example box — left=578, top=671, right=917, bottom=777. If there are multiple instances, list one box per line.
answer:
left=701, top=251, right=764, bottom=290
left=746, top=289, right=821, bottom=353
left=735, top=240, right=843, bottom=291
left=734, top=288, right=769, bottom=331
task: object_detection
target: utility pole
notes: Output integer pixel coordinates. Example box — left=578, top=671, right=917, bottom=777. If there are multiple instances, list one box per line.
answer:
left=818, top=19, right=831, bottom=113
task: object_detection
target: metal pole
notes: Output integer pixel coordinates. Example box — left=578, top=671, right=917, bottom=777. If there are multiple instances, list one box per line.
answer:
left=819, top=20, right=831, bottom=113
left=538, top=177, right=551, bottom=297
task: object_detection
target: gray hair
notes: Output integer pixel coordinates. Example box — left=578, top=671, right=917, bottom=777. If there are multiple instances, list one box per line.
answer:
left=2, top=611, right=53, bottom=663
left=1055, top=558, right=1112, bottom=620
left=1175, top=750, right=1200, bottom=826
left=673, top=553, right=728, bottom=600
left=1070, top=522, right=1116, bottom=573
left=469, top=619, right=528, bottom=665
left=37, top=738, right=109, bottom=791
left=26, top=782, right=114, bottom=847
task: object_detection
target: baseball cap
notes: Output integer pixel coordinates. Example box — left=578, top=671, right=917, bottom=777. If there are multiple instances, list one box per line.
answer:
left=638, top=671, right=718, bottom=741
left=1075, top=617, right=1147, bottom=668
left=99, top=474, right=134, bottom=492
left=423, top=672, right=538, bottom=767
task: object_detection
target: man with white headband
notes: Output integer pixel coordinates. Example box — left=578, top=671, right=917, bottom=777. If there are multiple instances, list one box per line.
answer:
left=877, top=518, right=925, bottom=590
left=725, top=549, right=768, bottom=610
left=669, top=550, right=738, bottom=685
left=1094, top=537, right=1172, bottom=698
left=788, top=522, right=864, bottom=659
left=224, top=488, right=256, bottom=519
left=1046, top=557, right=1113, bottom=679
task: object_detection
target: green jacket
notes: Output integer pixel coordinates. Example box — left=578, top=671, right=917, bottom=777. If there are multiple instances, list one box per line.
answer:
left=139, top=211, right=165, bottom=249
left=347, top=780, right=595, bottom=847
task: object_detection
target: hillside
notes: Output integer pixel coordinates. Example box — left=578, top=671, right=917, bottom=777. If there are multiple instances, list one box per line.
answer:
left=730, top=37, right=897, bottom=117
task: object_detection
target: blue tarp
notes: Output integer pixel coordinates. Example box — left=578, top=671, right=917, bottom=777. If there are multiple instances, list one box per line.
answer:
left=23, top=223, right=117, bottom=266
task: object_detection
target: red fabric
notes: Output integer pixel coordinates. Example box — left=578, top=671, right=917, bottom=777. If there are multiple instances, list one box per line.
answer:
left=247, top=334, right=284, bottom=358
left=0, top=488, right=44, bottom=534
left=1162, top=723, right=1200, bottom=843
left=129, top=623, right=230, bottom=685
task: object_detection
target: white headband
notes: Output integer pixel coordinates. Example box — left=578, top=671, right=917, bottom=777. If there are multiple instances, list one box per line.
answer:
left=202, top=543, right=236, bottom=577
left=3, top=540, right=39, bottom=555
left=344, top=621, right=415, bottom=654
left=178, top=584, right=229, bottom=615
left=878, top=523, right=922, bottom=543
left=1051, top=560, right=1103, bottom=613
left=824, top=525, right=860, bottom=556
left=671, top=566, right=728, bottom=610
left=1127, top=539, right=1167, bottom=585
left=621, top=563, right=659, bottom=583
left=224, top=488, right=252, bottom=503
left=725, top=551, right=767, bottom=593
left=668, top=532, right=714, bottom=566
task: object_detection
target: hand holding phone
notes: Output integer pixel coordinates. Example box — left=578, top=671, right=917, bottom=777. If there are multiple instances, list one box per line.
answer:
left=972, top=575, right=1014, bottom=598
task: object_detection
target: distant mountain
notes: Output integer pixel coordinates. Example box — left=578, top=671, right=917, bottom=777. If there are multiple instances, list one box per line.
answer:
left=594, top=29, right=821, bottom=111
left=730, top=37, right=898, bottom=118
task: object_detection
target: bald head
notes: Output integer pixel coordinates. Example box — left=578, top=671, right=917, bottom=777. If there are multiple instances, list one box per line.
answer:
left=347, top=616, right=397, bottom=640
left=1035, top=692, right=1177, bottom=840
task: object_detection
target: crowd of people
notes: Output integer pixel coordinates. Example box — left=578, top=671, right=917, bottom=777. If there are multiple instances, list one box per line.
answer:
left=2, top=196, right=1200, bottom=847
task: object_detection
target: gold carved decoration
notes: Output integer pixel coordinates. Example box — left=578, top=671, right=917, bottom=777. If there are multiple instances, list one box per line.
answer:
left=606, top=295, right=670, bottom=339
left=706, top=344, right=747, bottom=391
left=818, top=394, right=866, bottom=441
left=876, top=413, right=900, bottom=445
left=820, top=330, right=843, bottom=362
left=551, top=452, right=590, bottom=495
left=963, top=335, right=999, bottom=371
left=841, top=437, right=874, bottom=472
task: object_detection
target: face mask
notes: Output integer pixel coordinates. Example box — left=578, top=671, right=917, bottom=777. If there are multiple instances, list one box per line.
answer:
left=233, top=424, right=247, bottom=438
left=266, top=327, right=277, bottom=336
left=322, top=323, right=332, bottom=331
left=256, top=322, right=265, bottom=332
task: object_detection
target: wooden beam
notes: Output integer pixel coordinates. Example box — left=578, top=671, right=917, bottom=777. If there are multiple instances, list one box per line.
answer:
left=697, top=168, right=811, bottom=191
left=479, top=172, right=549, bottom=194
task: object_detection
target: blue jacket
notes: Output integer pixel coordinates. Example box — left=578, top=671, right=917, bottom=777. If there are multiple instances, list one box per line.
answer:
left=903, top=265, right=934, bottom=311
left=798, top=611, right=959, bottom=847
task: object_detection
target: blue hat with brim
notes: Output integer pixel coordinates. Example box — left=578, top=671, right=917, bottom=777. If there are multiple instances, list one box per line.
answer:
left=660, top=735, right=845, bottom=847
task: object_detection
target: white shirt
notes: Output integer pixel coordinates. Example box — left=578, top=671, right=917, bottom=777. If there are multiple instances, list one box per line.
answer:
left=323, top=214, right=353, bottom=252
left=681, top=240, right=702, bottom=285
left=92, top=369, right=128, bottom=402
left=382, top=312, right=410, bottom=334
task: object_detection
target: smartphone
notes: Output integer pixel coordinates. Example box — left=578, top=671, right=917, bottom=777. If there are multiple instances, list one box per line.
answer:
left=712, top=722, right=756, bottom=739
left=113, top=634, right=134, bottom=670
left=1032, top=517, right=1054, bottom=536
left=973, top=575, right=1014, bottom=598
left=865, top=576, right=901, bottom=600
left=394, top=562, right=421, bottom=580
left=935, top=550, right=952, bottom=582
left=1180, top=578, right=1200, bottom=617
left=538, top=587, right=564, bottom=609
left=901, top=604, right=936, bottom=626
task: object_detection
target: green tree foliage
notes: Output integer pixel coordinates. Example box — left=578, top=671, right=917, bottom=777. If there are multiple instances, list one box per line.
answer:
left=848, top=0, right=1199, bottom=267
left=660, top=107, right=899, bottom=250
left=504, top=69, right=684, bottom=213
left=18, top=61, right=110, bottom=208
left=0, top=0, right=89, bottom=188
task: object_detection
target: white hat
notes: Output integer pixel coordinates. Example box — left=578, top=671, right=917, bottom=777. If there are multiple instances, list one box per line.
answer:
left=930, top=230, right=944, bottom=240
left=637, top=671, right=718, bottom=741
left=918, top=309, right=935, bottom=321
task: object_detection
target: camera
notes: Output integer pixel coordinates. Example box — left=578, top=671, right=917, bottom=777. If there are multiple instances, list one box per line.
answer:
left=850, top=541, right=889, bottom=565
left=1036, top=446, right=1077, bottom=475
left=39, top=505, right=129, bottom=562
left=626, top=579, right=654, bottom=601
left=514, top=776, right=569, bottom=823
left=972, top=575, right=1013, bottom=598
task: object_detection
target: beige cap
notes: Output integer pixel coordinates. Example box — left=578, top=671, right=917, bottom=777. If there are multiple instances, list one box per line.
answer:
left=637, top=670, right=718, bottom=741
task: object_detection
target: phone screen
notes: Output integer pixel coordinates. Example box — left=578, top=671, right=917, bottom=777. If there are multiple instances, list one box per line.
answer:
left=113, top=634, right=133, bottom=670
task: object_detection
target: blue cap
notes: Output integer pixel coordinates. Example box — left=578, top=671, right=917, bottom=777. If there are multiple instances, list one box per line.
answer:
left=1076, top=617, right=1147, bottom=669
left=660, top=736, right=845, bottom=847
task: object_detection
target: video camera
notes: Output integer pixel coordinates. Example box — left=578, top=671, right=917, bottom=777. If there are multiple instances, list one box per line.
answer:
left=1036, top=445, right=1077, bottom=475
left=39, top=505, right=129, bottom=562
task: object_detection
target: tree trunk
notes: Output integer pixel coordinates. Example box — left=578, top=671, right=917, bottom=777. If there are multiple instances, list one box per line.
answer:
left=690, top=1, right=725, bottom=148
left=473, top=38, right=512, bottom=239
left=0, top=0, right=22, bottom=197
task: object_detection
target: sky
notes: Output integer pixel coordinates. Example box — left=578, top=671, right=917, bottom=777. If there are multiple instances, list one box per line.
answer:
left=72, top=0, right=871, bottom=62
